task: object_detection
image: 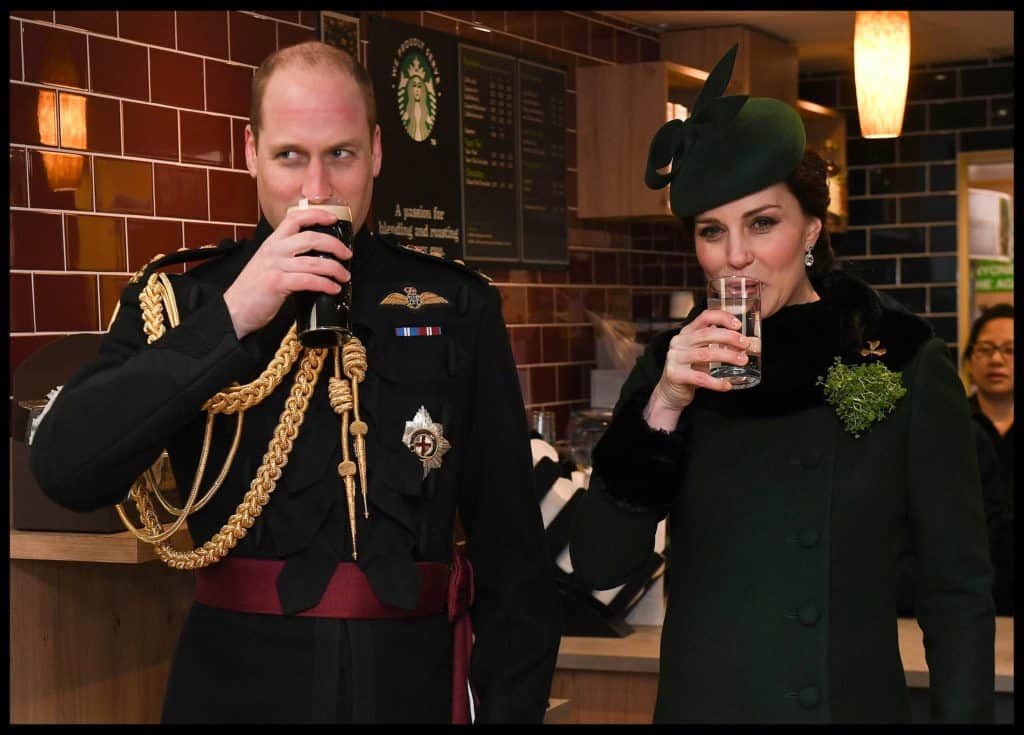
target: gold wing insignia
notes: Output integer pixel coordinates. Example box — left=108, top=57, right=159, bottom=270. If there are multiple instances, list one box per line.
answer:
left=380, top=292, right=410, bottom=306
left=419, top=291, right=449, bottom=305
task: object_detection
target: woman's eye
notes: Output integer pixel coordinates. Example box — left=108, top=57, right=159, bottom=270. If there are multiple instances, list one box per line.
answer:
left=698, top=225, right=722, bottom=239
left=751, top=216, right=777, bottom=231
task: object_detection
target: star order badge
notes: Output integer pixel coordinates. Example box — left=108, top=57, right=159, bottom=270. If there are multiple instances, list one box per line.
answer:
left=402, top=406, right=451, bottom=478
left=380, top=286, right=449, bottom=310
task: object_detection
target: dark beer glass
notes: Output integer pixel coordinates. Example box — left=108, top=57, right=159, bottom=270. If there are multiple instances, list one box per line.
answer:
left=286, top=202, right=354, bottom=348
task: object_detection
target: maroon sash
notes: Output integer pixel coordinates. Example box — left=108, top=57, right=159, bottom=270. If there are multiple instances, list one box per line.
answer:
left=194, top=553, right=478, bottom=723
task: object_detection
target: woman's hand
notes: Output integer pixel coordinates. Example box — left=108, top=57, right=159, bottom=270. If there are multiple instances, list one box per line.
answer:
left=643, top=309, right=750, bottom=431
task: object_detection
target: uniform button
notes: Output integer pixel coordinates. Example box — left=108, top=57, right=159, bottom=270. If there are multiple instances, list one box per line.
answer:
left=799, top=686, right=820, bottom=709
left=799, top=529, right=820, bottom=548
left=798, top=605, right=820, bottom=626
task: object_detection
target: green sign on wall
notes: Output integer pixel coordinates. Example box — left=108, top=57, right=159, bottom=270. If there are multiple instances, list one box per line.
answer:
left=973, top=259, right=1014, bottom=292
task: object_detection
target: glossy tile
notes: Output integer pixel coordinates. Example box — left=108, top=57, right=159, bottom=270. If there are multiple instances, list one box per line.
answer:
left=154, top=163, right=208, bottom=219
left=530, top=365, right=557, bottom=403
left=184, top=221, right=235, bottom=249
left=10, top=210, right=65, bottom=270
left=10, top=10, right=54, bottom=21
left=542, top=325, right=568, bottom=362
left=229, top=11, right=277, bottom=66
left=509, top=325, right=541, bottom=365
left=28, top=149, right=93, bottom=211
left=126, top=218, right=184, bottom=272
left=55, top=10, right=117, bottom=35
left=118, top=10, right=176, bottom=48
left=568, top=324, right=595, bottom=363
left=518, top=368, right=531, bottom=404
left=33, top=273, right=100, bottom=332
left=89, top=36, right=149, bottom=101
left=10, top=84, right=53, bottom=146
left=298, top=12, right=320, bottom=28
left=10, top=273, right=35, bottom=333
left=528, top=286, right=555, bottom=323
left=123, top=101, right=179, bottom=161
left=205, top=60, right=253, bottom=117
left=177, top=11, right=229, bottom=59
left=557, top=362, right=585, bottom=403
left=209, top=169, right=257, bottom=223
left=62, top=92, right=121, bottom=154
left=65, top=214, right=127, bottom=272
left=23, top=24, right=89, bottom=89
left=10, top=17, right=22, bottom=81
left=99, top=274, right=132, bottom=328
left=260, top=11, right=300, bottom=23
left=94, top=157, right=154, bottom=215
left=499, top=285, right=527, bottom=324
left=150, top=48, right=204, bottom=111
left=474, top=11, right=507, bottom=33
left=277, top=22, right=316, bottom=50
left=180, top=111, right=232, bottom=167
left=10, top=147, right=28, bottom=206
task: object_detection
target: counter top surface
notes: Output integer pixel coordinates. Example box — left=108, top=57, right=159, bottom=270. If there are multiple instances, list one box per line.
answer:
left=557, top=618, right=1014, bottom=693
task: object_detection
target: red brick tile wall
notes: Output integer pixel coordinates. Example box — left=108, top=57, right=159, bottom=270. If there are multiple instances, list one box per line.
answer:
left=10, top=10, right=702, bottom=441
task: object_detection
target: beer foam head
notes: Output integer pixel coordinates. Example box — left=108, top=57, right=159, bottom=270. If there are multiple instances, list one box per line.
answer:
left=287, top=199, right=352, bottom=222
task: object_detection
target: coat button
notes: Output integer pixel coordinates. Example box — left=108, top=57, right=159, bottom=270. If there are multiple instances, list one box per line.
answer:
left=799, top=529, right=820, bottom=548
left=799, top=686, right=820, bottom=708
left=798, top=605, right=820, bottom=626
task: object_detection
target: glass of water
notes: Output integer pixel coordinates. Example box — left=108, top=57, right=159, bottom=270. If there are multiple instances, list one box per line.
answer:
left=706, top=276, right=762, bottom=389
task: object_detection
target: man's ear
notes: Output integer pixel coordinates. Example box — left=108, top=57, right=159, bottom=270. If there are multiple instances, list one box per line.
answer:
left=244, top=124, right=258, bottom=179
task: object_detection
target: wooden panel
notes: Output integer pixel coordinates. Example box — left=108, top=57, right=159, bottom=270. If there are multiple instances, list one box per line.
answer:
left=798, top=100, right=849, bottom=232
left=660, top=26, right=798, bottom=106
left=10, top=528, right=192, bottom=564
left=10, top=559, right=195, bottom=723
left=550, top=669, right=658, bottom=723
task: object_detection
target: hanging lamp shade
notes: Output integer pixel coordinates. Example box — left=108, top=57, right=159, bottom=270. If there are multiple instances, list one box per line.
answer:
left=854, top=11, right=911, bottom=139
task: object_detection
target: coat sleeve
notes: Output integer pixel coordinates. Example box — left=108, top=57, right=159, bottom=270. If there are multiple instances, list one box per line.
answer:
left=457, top=285, right=562, bottom=724
left=904, top=338, right=995, bottom=722
left=569, top=330, right=689, bottom=590
left=30, top=276, right=264, bottom=512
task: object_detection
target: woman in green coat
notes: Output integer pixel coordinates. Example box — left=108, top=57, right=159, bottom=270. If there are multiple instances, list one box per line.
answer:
left=569, top=44, right=994, bottom=724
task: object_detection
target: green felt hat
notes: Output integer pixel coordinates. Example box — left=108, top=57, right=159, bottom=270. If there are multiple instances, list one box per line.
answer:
left=645, top=44, right=807, bottom=218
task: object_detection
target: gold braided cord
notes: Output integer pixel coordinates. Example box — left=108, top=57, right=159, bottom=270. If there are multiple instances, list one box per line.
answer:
left=202, top=327, right=303, bottom=415
left=342, top=338, right=370, bottom=518
left=151, top=347, right=327, bottom=569
left=329, top=348, right=359, bottom=559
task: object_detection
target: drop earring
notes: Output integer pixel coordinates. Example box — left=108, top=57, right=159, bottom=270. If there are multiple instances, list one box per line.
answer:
left=804, top=246, right=815, bottom=268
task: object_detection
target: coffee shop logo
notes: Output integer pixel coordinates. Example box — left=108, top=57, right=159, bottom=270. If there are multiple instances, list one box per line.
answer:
left=392, top=38, right=440, bottom=144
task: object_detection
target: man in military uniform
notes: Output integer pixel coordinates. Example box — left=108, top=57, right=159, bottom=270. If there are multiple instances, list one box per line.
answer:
left=30, top=41, right=561, bottom=724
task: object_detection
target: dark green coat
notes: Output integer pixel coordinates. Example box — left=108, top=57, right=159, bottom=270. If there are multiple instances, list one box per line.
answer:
left=570, top=271, right=995, bottom=723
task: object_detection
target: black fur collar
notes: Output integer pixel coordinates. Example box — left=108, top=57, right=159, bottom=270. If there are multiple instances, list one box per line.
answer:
left=657, top=270, right=934, bottom=418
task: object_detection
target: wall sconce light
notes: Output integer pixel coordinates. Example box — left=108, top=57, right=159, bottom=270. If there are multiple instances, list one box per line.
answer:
left=854, top=11, right=911, bottom=139
left=36, top=90, right=87, bottom=191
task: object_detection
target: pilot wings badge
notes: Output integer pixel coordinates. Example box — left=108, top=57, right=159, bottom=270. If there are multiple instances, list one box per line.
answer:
left=380, top=286, right=449, bottom=310
left=402, top=406, right=451, bottom=478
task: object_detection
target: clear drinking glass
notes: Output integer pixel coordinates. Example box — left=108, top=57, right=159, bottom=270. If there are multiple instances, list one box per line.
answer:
left=706, top=275, right=762, bottom=389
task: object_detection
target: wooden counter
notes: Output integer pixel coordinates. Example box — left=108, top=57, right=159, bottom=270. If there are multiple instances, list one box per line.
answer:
left=551, top=619, right=1014, bottom=723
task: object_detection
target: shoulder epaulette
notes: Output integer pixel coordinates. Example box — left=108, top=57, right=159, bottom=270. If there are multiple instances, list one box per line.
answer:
left=378, top=234, right=493, bottom=284
left=129, top=239, right=243, bottom=284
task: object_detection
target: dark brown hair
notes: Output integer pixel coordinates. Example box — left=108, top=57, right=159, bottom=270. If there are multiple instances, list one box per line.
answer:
left=249, top=41, right=377, bottom=143
left=963, top=302, right=1014, bottom=362
left=679, top=149, right=835, bottom=280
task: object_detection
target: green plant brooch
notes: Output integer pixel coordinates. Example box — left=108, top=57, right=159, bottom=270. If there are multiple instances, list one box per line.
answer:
left=816, top=341, right=907, bottom=438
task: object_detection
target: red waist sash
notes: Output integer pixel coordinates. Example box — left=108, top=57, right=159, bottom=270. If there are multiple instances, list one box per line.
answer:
left=194, top=554, right=478, bottom=724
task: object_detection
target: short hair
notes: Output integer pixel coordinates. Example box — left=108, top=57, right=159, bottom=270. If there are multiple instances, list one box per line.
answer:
left=249, top=41, right=376, bottom=142
left=678, top=149, right=835, bottom=280
left=964, top=302, right=1014, bottom=361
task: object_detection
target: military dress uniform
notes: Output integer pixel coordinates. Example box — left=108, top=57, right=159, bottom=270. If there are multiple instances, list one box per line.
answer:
left=31, top=219, right=562, bottom=723
left=570, top=270, right=995, bottom=723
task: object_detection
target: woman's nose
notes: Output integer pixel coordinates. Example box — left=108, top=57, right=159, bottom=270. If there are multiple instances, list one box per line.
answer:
left=725, top=236, right=755, bottom=269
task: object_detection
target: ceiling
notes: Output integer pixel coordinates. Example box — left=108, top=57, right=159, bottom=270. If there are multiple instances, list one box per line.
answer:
left=599, top=11, right=1014, bottom=73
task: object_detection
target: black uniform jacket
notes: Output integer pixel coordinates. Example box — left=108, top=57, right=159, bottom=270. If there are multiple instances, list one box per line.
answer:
left=31, top=220, right=562, bottom=723
left=570, top=270, right=995, bottom=723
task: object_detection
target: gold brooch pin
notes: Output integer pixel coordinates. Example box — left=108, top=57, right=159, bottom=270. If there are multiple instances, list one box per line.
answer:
left=402, top=406, right=451, bottom=478
left=380, top=286, right=449, bottom=310
left=860, top=340, right=887, bottom=358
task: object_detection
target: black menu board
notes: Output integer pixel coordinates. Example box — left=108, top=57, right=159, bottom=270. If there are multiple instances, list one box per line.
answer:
left=519, top=60, right=568, bottom=267
left=459, top=46, right=519, bottom=264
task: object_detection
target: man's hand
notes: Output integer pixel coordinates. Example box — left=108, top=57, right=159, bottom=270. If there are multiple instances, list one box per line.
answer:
left=223, top=207, right=352, bottom=340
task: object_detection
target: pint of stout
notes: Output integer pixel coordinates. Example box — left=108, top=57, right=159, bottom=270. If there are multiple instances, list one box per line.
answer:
left=286, top=202, right=354, bottom=348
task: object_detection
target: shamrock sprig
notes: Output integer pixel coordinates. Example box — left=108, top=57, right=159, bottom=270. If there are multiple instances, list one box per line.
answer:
left=816, top=350, right=907, bottom=438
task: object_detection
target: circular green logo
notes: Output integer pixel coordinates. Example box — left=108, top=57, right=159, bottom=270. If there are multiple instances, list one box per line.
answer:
left=396, top=50, right=437, bottom=142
